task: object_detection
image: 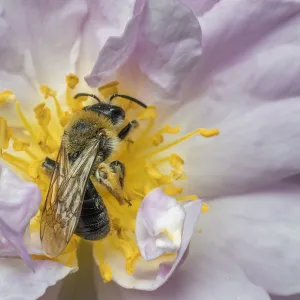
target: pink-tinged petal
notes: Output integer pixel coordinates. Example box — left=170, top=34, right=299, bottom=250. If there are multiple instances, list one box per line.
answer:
left=0, top=165, right=41, bottom=268
left=0, top=258, right=73, bottom=300
left=136, top=189, right=195, bottom=261
left=161, top=1, right=300, bottom=199
left=172, top=97, right=300, bottom=198
left=272, top=296, right=300, bottom=300
left=1, top=0, right=88, bottom=92
left=178, top=0, right=220, bottom=17
left=77, top=0, right=135, bottom=78
left=85, top=3, right=143, bottom=89
left=38, top=283, right=63, bottom=300
left=0, top=9, right=40, bottom=123
left=119, top=247, right=270, bottom=300
left=86, top=0, right=202, bottom=94
left=198, top=184, right=300, bottom=295
left=185, top=0, right=300, bottom=95
left=93, top=197, right=201, bottom=290
left=177, top=0, right=300, bottom=128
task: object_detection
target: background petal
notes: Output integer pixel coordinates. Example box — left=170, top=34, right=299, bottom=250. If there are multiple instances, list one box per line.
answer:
left=180, top=0, right=219, bottom=16
left=77, top=0, right=135, bottom=78
left=93, top=199, right=201, bottom=291
left=184, top=0, right=300, bottom=98
left=1, top=0, right=88, bottom=92
left=272, top=296, right=300, bottom=300
left=0, top=8, right=40, bottom=124
left=197, top=184, right=300, bottom=295
left=119, top=246, right=270, bottom=300
left=0, top=258, right=72, bottom=300
left=50, top=243, right=272, bottom=300
left=86, top=0, right=202, bottom=94
left=136, top=189, right=187, bottom=261
left=0, top=165, right=41, bottom=268
left=160, top=0, right=300, bottom=198
left=173, top=98, right=300, bottom=198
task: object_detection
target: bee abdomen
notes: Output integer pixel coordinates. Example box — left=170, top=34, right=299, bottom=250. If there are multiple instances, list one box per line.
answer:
left=75, top=180, right=110, bottom=240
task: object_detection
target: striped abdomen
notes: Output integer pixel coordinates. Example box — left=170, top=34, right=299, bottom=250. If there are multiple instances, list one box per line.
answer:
left=75, top=179, right=110, bottom=240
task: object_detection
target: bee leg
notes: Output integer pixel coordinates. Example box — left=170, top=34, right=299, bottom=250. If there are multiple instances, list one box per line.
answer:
left=109, top=160, right=126, bottom=187
left=118, top=120, right=139, bottom=140
left=95, top=161, right=131, bottom=206
left=42, top=157, right=56, bottom=174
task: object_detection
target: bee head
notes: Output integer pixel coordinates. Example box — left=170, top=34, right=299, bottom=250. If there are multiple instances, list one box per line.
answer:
left=83, top=102, right=125, bottom=126
left=74, top=92, right=147, bottom=127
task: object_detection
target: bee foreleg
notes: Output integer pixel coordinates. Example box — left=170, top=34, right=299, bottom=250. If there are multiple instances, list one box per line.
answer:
left=118, top=120, right=139, bottom=140
left=95, top=161, right=131, bottom=206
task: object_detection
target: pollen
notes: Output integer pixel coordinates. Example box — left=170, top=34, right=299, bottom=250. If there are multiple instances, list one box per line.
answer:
left=0, top=76, right=219, bottom=283
left=0, top=90, right=15, bottom=104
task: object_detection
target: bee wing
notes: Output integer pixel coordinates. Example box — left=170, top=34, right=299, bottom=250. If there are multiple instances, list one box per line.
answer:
left=40, top=137, right=101, bottom=257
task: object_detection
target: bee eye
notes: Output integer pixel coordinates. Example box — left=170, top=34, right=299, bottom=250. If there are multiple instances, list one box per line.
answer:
left=109, top=106, right=125, bottom=123
left=110, top=106, right=125, bottom=118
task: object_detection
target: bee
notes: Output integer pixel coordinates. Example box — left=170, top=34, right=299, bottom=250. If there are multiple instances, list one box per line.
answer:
left=40, top=93, right=147, bottom=257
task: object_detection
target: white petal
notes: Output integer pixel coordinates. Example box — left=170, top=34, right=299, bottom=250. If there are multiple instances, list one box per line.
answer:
left=0, top=165, right=41, bottom=268
left=162, top=0, right=300, bottom=197
left=77, top=0, right=135, bottom=78
left=172, top=98, right=300, bottom=198
left=0, top=258, right=72, bottom=300
left=198, top=184, right=300, bottom=295
left=1, top=0, right=88, bottom=92
left=93, top=199, right=201, bottom=291
left=0, top=10, right=40, bottom=120
left=119, top=246, right=270, bottom=300
left=271, top=296, right=300, bottom=300
left=181, top=0, right=219, bottom=16
left=136, top=189, right=187, bottom=260
left=86, top=0, right=202, bottom=94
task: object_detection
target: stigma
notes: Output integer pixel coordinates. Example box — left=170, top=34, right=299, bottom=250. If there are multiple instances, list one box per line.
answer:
left=0, top=75, right=218, bottom=282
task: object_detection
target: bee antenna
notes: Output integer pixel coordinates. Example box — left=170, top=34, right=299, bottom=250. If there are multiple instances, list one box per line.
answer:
left=74, top=93, right=101, bottom=103
left=109, top=94, right=147, bottom=108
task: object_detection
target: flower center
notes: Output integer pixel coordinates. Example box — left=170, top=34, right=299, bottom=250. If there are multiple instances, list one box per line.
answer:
left=0, top=75, right=218, bottom=282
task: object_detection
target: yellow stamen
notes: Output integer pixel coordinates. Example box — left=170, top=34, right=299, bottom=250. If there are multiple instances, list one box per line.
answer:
left=0, top=90, right=15, bottom=104
left=15, top=101, right=39, bottom=142
left=201, top=202, right=210, bottom=212
left=110, top=233, right=139, bottom=275
left=40, top=85, right=69, bottom=127
left=11, top=136, right=30, bottom=152
left=146, top=128, right=219, bottom=158
left=0, top=152, right=29, bottom=174
left=65, top=74, right=83, bottom=112
left=151, top=124, right=180, bottom=146
left=40, top=86, right=57, bottom=99
left=98, top=81, right=119, bottom=98
left=0, top=118, right=10, bottom=149
left=25, top=149, right=38, bottom=160
left=66, top=74, right=79, bottom=89
left=162, top=228, right=175, bottom=241
left=177, top=195, right=198, bottom=201
left=137, top=106, right=157, bottom=120
left=169, top=153, right=184, bottom=169
left=146, top=163, right=163, bottom=179
left=163, top=184, right=183, bottom=196
left=93, top=240, right=113, bottom=283
left=34, top=103, right=51, bottom=128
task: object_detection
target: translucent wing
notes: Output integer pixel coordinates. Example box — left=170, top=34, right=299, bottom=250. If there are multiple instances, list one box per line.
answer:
left=40, top=136, right=101, bottom=257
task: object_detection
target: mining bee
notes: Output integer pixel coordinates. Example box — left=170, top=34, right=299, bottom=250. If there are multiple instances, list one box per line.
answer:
left=40, top=93, right=147, bottom=257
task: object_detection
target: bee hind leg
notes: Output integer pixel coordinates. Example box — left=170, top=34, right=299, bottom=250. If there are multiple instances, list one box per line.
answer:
left=95, top=161, right=131, bottom=206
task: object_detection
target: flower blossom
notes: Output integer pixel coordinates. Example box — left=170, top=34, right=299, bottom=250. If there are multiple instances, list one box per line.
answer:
left=0, top=1, right=300, bottom=300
